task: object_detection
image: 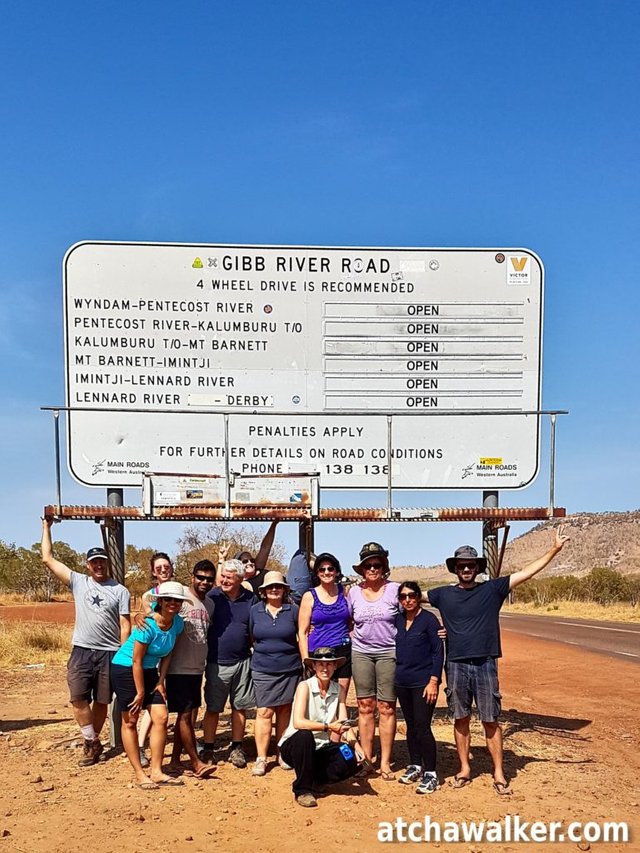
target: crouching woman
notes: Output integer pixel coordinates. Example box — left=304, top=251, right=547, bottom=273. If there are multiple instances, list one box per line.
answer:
left=111, top=581, right=190, bottom=789
left=278, top=647, right=364, bottom=808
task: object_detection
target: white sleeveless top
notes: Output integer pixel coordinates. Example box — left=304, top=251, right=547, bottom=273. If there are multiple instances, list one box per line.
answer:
left=279, top=675, right=340, bottom=750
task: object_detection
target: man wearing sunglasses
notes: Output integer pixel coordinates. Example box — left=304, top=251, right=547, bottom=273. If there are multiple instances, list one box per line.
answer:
left=427, top=526, right=569, bottom=795
left=164, top=559, right=216, bottom=778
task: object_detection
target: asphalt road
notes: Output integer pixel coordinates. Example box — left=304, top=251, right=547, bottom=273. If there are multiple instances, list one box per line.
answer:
left=500, top=612, right=640, bottom=663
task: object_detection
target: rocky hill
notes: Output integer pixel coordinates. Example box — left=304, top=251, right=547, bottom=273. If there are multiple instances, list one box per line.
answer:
left=390, top=511, right=640, bottom=583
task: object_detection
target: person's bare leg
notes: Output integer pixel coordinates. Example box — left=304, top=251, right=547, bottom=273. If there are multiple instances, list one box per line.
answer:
left=203, top=709, right=219, bottom=743
left=71, top=699, right=92, bottom=729
left=169, top=716, right=184, bottom=768
left=453, top=716, right=472, bottom=780
left=137, top=709, right=152, bottom=748
left=231, top=709, right=247, bottom=742
left=175, top=711, right=212, bottom=774
left=92, top=701, right=109, bottom=736
left=254, top=707, right=274, bottom=759
left=377, top=700, right=397, bottom=775
left=338, top=677, right=352, bottom=704
left=274, top=704, right=291, bottom=743
left=121, top=710, right=149, bottom=784
left=483, top=721, right=506, bottom=785
left=148, top=703, right=173, bottom=783
left=357, top=697, right=377, bottom=763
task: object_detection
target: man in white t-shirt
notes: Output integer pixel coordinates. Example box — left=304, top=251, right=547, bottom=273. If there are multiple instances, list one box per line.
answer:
left=41, top=517, right=131, bottom=766
left=165, top=559, right=216, bottom=778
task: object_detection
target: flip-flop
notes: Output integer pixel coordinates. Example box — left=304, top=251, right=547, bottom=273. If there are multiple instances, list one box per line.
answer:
left=451, top=775, right=472, bottom=789
left=154, top=777, right=184, bottom=786
left=379, top=770, right=396, bottom=781
left=194, top=765, right=216, bottom=780
left=354, top=761, right=375, bottom=778
left=493, top=780, right=512, bottom=796
left=137, top=780, right=159, bottom=790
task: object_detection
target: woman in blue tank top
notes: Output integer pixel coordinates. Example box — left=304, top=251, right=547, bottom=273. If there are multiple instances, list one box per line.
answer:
left=298, top=553, right=353, bottom=695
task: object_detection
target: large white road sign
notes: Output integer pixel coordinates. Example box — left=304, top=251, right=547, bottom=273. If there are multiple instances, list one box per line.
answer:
left=64, top=243, right=543, bottom=489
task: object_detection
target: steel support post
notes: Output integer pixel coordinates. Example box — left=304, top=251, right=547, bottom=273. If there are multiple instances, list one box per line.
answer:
left=482, top=490, right=500, bottom=578
left=105, top=488, right=125, bottom=749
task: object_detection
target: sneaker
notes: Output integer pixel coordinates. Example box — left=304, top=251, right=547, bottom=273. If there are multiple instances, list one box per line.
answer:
left=228, top=746, right=247, bottom=768
left=278, top=755, right=292, bottom=771
left=138, top=747, right=150, bottom=768
left=78, top=738, right=103, bottom=767
left=252, top=757, right=267, bottom=777
left=398, top=765, right=422, bottom=785
left=416, top=772, right=439, bottom=795
left=296, top=792, right=318, bottom=808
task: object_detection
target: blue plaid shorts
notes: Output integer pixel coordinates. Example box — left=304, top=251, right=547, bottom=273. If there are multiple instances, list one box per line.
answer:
left=445, top=657, right=502, bottom=722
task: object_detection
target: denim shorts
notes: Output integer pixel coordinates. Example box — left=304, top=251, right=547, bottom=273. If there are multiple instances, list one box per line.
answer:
left=445, top=657, right=502, bottom=722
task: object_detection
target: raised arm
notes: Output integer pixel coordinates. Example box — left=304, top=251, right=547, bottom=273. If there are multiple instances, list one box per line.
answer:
left=40, top=517, right=72, bottom=586
left=509, top=525, right=570, bottom=590
left=255, top=521, right=279, bottom=571
left=297, top=591, right=314, bottom=662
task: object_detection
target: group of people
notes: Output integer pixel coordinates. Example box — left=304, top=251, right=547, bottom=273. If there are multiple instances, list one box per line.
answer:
left=41, top=516, right=568, bottom=805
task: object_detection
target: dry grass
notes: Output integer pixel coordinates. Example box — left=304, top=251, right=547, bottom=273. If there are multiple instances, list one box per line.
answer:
left=0, top=622, right=72, bottom=666
left=0, top=592, right=73, bottom=605
left=504, top=600, right=640, bottom=622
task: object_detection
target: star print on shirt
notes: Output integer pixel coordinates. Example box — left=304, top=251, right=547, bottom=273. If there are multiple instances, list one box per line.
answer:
left=91, top=594, right=104, bottom=608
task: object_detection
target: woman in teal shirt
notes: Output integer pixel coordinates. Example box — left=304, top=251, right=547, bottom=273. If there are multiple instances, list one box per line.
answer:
left=111, top=581, right=190, bottom=789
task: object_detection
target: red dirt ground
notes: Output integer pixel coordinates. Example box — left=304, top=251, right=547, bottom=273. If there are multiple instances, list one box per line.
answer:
left=0, top=621, right=638, bottom=853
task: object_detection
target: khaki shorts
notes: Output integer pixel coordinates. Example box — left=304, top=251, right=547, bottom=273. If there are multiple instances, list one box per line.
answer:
left=351, top=651, right=396, bottom=703
left=205, top=658, right=255, bottom=712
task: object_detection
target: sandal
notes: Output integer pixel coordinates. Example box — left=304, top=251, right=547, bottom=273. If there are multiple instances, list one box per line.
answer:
left=493, top=780, right=512, bottom=796
left=379, top=769, right=396, bottom=781
left=451, top=775, right=471, bottom=789
left=194, top=764, right=216, bottom=780
left=137, top=780, right=159, bottom=790
left=155, top=777, right=184, bottom=786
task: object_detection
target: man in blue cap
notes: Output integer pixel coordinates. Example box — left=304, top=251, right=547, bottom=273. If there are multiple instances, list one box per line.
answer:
left=428, top=526, right=569, bottom=794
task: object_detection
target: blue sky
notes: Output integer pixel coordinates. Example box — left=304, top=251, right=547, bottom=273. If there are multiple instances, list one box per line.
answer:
left=1, top=1, right=638, bottom=568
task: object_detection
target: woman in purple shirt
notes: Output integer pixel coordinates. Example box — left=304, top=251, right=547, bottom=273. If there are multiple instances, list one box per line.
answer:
left=298, top=553, right=352, bottom=695
left=347, top=542, right=400, bottom=780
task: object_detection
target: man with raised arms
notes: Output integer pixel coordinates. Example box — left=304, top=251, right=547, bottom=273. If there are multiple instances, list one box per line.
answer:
left=428, top=525, right=569, bottom=795
left=41, top=517, right=131, bottom=765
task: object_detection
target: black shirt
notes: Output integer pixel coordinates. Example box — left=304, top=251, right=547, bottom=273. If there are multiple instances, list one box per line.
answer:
left=394, top=609, right=444, bottom=688
left=427, top=576, right=510, bottom=661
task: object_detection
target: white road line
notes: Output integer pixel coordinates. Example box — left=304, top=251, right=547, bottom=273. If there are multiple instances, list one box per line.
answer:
left=502, top=615, right=639, bottom=635
left=557, top=622, right=640, bottom=635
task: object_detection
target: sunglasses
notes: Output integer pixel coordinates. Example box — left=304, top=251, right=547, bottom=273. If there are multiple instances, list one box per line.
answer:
left=457, top=562, right=478, bottom=569
left=162, top=596, right=183, bottom=603
left=193, top=574, right=215, bottom=582
left=241, top=558, right=254, bottom=564
left=399, top=592, right=418, bottom=600
left=364, top=562, right=384, bottom=570
left=317, top=566, right=337, bottom=574
left=264, top=584, right=286, bottom=591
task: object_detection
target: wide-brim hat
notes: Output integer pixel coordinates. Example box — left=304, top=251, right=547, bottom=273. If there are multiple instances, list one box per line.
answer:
left=304, top=646, right=347, bottom=668
left=446, top=545, right=487, bottom=574
left=258, top=570, right=290, bottom=591
left=149, top=581, right=193, bottom=602
left=352, top=541, right=389, bottom=575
